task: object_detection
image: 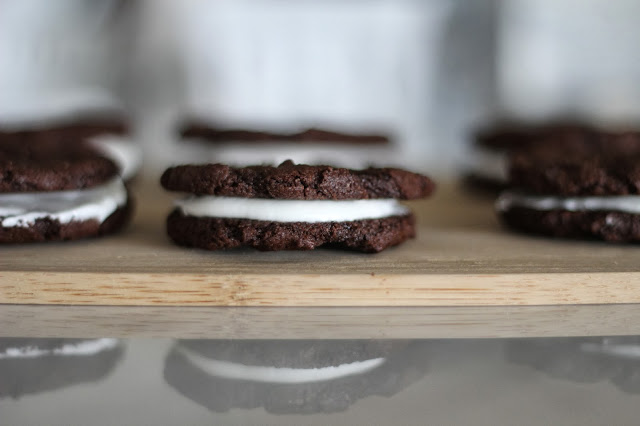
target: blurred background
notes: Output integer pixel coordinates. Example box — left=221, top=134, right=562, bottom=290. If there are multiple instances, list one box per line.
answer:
left=1, top=0, right=639, bottom=176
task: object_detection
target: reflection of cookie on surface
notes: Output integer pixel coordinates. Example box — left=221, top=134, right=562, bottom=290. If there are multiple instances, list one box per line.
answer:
left=161, top=160, right=435, bottom=252
left=0, top=338, right=124, bottom=399
left=0, top=138, right=132, bottom=243
left=163, top=339, right=431, bottom=414
left=496, top=129, right=640, bottom=241
left=507, top=337, right=640, bottom=394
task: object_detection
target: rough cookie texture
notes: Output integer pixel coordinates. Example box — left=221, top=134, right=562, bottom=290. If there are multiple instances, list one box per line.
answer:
left=509, top=135, right=640, bottom=196
left=161, top=161, right=434, bottom=200
left=166, top=210, right=416, bottom=252
left=0, top=139, right=118, bottom=192
left=180, top=123, right=390, bottom=145
left=499, top=207, right=640, bottom=242
left=0, top=199, right=132, bottom=243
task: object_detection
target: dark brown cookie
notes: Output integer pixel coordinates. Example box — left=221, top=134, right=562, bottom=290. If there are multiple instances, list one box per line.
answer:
left=509, top=133, right=640, bottom=196
left=499, top=207, right=640, bottom=242
left=0, top=119, right=128, bottom=143
left=180, top=122, right=390, bottom=145
left=0, top=138, right=118, bottom=192
left=465, top=122, right=593, bottom=193
left=475, top=121, right=595, bottom=150
left=161, top=161, right=434, bottom=200
left=166, top=209, right=415, bottom=252
left=0, top=198, right=132, bottom=244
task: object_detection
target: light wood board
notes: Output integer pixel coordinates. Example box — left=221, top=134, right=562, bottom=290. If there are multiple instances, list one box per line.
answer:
left=1, top=179, right=640, bottom=306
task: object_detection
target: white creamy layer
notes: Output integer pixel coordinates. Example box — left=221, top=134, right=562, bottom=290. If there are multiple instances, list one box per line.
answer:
left=465, top=145, right=508, bottom=183
left=184, top=137, right=398, bottom=169
left=0, top=177, right=127, bottom=228
left=496, top=191, right=640, bottom=214
left=0, top=338, right=119, bottom=359
left=178, top=346, right=386, bottom=384
left=176, top=196, right=409, bottom=223
left=90, top=135, right=142, bottom=181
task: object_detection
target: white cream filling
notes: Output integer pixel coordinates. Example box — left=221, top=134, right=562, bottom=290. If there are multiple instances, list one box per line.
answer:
left=176, top=196, right=409, bottom=223
left=177, top=346, right=386, bottom=384
left=465, top=145, right=508, bottom=183
left=496, top=191, right=640, bottom=214
left=183, top=137, right=397, bottom=169
left=90, top=135, right=142, bottom=181
left=0, top=338, right=119, bottom=359
left=0, top=177, right=127, bottom=228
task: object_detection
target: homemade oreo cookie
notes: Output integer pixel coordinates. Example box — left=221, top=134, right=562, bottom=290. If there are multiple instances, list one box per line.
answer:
left=0, top=139, right=132, bottom=243
left=161, top=160, right=435, bottom=252
left=496, top=129, right=640, bottom=241
left=163, top=339, right=430, bottom=414
left=466, top=121, right=589, bottom=191
left=0, top=118, right=141, bottom=182
left=179, top=121, right=396, bottom=168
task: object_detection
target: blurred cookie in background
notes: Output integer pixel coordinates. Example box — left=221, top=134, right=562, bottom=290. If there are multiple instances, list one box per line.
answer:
left=0, top=138, right=133, bottom=243
left=495, top=127, right=640, bottom=241
left=464, top=120, right=589, bottom=193
left=178, top=120, right=395, bottom=169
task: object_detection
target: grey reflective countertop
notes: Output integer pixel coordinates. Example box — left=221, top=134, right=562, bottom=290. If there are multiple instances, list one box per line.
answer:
left=2, top=337, right=640, bottom=425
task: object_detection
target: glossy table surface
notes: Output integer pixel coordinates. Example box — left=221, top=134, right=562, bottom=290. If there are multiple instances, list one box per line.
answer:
left=3, top=336, right=640, bottom=425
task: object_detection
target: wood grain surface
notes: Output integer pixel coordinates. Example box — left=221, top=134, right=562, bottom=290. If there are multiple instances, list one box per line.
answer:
left=1, top=179, right=639, bottom=306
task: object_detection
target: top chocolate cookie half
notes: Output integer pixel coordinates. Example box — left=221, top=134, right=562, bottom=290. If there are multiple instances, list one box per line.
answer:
left=0, top=119, right=128, bottom=143
left=180, top=122, right=390, bottom=145
left=161, top=161, right=434, bottom=200
left=474, top=121, right=598, bottom=150
left=509, top=133, right=640, bottom=196
left=0, top=138, right=118, bottom=193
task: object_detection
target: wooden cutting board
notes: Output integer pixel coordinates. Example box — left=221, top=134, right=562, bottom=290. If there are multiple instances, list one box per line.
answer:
left=1, top=179, right=639, bottom=306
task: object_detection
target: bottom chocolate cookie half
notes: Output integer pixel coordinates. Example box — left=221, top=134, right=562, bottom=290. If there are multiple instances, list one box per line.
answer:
left=166, top=210, right=416, bottom=253
left=0, top=200, right=133, bottom=244
left=499, top=207, right=640, bottom=242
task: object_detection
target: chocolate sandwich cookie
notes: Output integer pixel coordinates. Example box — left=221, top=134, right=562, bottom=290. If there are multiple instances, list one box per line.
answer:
left=161, top=160, right=435, bottom=252
left=465, top=121, right=590, bottom=191
left=0, top=139, right=132, bottom=243
left=179, top=121, right=396, bottom=168
left=0, top=119, right=141, bottom=182
left=0, top=338, right=124, bottom=398
left=164, top=339, right=431, bottom=414
left=496, top=129, right=640, bottom=241
left=507, top=337, right=640, bottom=394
